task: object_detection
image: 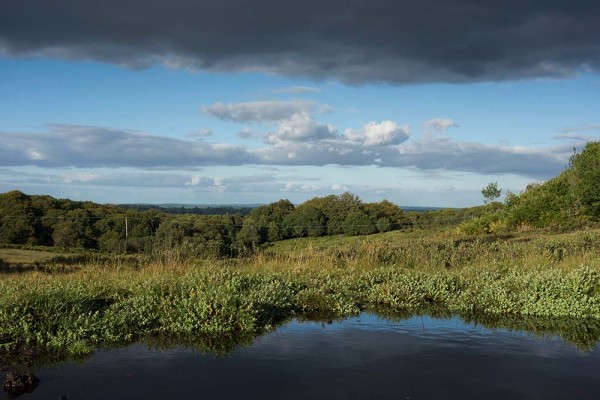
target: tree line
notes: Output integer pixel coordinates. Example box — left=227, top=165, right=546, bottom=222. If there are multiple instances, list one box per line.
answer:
left=0, top=191, right=408, bottom=258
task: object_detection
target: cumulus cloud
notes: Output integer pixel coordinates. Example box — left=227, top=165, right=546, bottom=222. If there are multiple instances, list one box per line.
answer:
left=204, top=100, right=337, bottom=144
left=1, top=1, right=599, bottom=84
left=264, top=114, right=337, bottom=144
left=423, top=118, right=459, bottom=134
left=344, top=121, right=410, bottom=146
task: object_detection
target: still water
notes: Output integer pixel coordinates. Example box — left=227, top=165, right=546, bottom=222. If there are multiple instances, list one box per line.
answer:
left=7, top=313, right=600, bottom=399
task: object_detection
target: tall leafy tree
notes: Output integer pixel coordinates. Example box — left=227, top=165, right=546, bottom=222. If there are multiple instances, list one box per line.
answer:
left=0, top=191, right=36, bottom=244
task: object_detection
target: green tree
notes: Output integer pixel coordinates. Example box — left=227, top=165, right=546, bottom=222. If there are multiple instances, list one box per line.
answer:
left=342, top=210, right=377, bottom=236
left=504, top=176, right=575, bottom=228
left=282, top=206, right=326, bottom=238
left=570, top=142, right=600, bottom=218
left=244, top=199, right=295, bottom=243
left=364, top=199, right=406, bottom=231
left=52, top=209, right=98, bottom=249
left=0, top=191, right=36, bottom=245
left=235, top=223, right=262, bottom=254
left=482, top=182, right=502, bottom=204
left=302, top=192, right=362, bottom=235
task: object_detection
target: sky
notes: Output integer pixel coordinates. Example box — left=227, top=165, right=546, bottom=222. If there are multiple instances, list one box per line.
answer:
left=1, top=0, right=599, bottom=207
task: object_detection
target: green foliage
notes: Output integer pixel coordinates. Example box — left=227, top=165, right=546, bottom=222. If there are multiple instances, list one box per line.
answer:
left=0, top=191, right=36, bottom=245
left=154, top=214, right=239, bottom=258
left=235, top=222, right=262, bottom=254
left=239, top=199, right=295, bottom=244
left=570, top=141, right=600, bottom=218
left=500, top=141, right=600, bottom=229
left=343, top=210, right=377, bottom=236
left=365, top=200, right=406, bottom=231
left=504, top=174, right=577, bottom=229
left=457, top=213, right=503, bottom=235
left=52, top=209, right=98, bottom=248
left=282, top=205, right=326, bottom=238
left=302, top=193, right=362, bottom=235
left=405, top=206, right=490, bottom=231
left=482, top=181, right=502, bottom=204
left=290, top=193, right=406, bottom=237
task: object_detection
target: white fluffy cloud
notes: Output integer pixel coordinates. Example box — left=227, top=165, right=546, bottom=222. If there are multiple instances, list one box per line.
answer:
left=344, top=121, right=410, bottom=146
left=265, top=114, right=337, bottom=144
left=204, top=100, right=337, bottom=144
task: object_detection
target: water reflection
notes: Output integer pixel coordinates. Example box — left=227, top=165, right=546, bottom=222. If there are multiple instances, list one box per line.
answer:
left=3, top=312, right=600, bottom=399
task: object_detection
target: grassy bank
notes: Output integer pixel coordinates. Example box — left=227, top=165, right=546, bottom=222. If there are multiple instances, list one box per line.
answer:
left=2, top=228, right=600, bottom=365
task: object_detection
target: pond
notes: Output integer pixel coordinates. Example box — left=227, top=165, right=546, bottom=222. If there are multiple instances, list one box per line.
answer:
left=4, top=313, right=600, bottom=399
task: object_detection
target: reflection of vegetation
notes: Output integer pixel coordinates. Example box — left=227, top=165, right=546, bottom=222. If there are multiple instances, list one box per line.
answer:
left=461, top=313, right=600, bottom=350
left=141, top=330, right=260, bottom=356
left=370, top=307, right=600, bottom=351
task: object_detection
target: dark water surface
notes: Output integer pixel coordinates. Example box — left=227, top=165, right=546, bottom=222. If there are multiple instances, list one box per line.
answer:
left=7, top=313, right=600, bottom=399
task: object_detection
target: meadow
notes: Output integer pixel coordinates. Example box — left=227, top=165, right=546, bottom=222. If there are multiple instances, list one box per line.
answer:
left=2, top=226, right=600, bottom=368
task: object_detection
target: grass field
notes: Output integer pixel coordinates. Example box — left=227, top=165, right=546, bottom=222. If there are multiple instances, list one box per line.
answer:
left=0, top=248, right=66, bottom=264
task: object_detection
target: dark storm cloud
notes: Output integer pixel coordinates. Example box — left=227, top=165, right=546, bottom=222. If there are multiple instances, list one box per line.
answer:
left=1, top=1, right=598, bottom=84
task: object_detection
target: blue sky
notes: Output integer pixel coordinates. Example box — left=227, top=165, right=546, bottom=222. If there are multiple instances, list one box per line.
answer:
left=1, top=1, right=599, bottom=207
